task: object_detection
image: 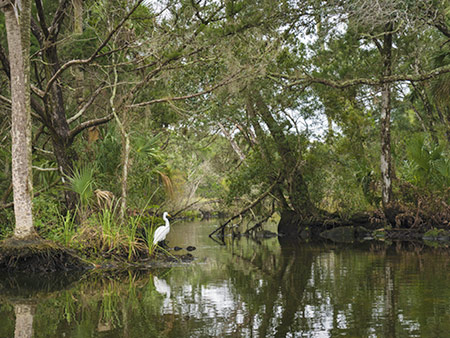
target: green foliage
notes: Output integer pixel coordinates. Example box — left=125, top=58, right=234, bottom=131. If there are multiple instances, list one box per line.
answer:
left=0, top=209, right=14, bottom=240
left=3, top=0, right=450, bottom=237
left=304, top=139, right=376, bottom=215
left=93, top=128, right=122, bottom=193
left=226, top=150, right=276, bottom=204
left=98, top=205, right=117, bottom=248
left=145, top=224, right=157, bottom=256
left=402, top=134, right=450, bottom=190
left=59, top=27, right=99, bottom=60
left=423, top=228, right=449, bottom=239
left=32, top=195, right=60, bottom=237
left=59, top=209, right=77, bottom=247
left=127, top=215, right=141, bottom=260
left=33, top=160, right=60, bottom=188
left=67, top=164, right=96, bottom=209
left=128, top=132, right=169, bottom=207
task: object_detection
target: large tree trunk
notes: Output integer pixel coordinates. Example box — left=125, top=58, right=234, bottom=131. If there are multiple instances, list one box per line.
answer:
left=2, top=0, right=35, bottom=238
left=253, top=93, right=313, bottom=216
left=246, top=98, right=291, bottom=211
left=43, top=38, right=79, bottom=210
left=248, top=91, right=314, bottom=217
left=379, top=24, right=393, bottom=210
left=51, top=136, right=78, bottom=211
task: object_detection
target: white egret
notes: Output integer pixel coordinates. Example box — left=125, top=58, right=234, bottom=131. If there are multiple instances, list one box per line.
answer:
left=153, top=212, right=171, bottom=246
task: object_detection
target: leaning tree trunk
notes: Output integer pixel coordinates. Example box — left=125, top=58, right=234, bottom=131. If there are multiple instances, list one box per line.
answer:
left=2, top=0, right=35, bottom=238
left=252, top=92, right=314, bottom=217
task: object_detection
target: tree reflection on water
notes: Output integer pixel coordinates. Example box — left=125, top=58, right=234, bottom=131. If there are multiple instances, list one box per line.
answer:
left=0, top=220, right=449, bottom=337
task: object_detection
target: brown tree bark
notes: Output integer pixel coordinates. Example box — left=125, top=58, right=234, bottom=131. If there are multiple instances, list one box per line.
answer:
left=246, top=97, right=291, bottom=211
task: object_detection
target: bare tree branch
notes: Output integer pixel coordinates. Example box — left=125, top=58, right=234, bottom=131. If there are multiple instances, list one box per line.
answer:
left=68, top=114, right=113, bottom=142
left=30, top=17, right=44, bottom=46
left=43, top=0, right=144, bottom=97
left=34, top=0, right=50, bottom=38
left=218, top=122, right=246, bottom=161
left=68, top=84, right=106, bottom=124
left=209, top=175, right=281, bottom=237
left=32, top=165, right=58, bottom=171
left=129, top=72, right=240, bottom=108
left=47, top=0, right=71, bottom=40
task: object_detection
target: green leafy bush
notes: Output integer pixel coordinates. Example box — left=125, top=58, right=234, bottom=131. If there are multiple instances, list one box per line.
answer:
left=403, top=134, right=450, bottom=190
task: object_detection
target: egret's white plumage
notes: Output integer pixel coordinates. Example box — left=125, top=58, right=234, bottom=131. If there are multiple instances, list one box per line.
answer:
left=153, top=212, right=171, bottom=245
left=153, top=276, right=171, bottom=298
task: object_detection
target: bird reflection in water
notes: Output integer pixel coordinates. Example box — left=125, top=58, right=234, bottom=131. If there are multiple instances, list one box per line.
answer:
left=153, top=276, right=172, bottom=309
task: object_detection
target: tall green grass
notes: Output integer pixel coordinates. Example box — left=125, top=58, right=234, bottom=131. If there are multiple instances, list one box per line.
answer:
left=59, top=209, right=77, bottom=247
left=97, top=203, right=121, bottom=251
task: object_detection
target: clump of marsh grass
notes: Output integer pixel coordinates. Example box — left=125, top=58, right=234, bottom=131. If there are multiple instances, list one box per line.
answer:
left=73, top=201, right=148, bottom=260
left=59, top=209, right=77, bottom=247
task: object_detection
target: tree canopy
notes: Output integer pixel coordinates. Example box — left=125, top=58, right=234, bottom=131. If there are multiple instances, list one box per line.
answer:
left=0, top=0, right=449, bottom=244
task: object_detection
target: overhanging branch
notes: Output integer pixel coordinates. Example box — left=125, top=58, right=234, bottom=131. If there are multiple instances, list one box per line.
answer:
left=270, top=63, right=450, bottom=89
left=129, top=72, right=240, bottom=108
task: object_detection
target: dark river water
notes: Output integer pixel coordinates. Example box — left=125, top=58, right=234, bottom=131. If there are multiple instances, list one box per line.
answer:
left=1, top=220, right=449, bottom=337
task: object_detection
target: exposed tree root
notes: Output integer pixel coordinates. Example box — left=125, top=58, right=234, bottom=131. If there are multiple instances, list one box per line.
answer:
left=0, top=236, right=88, bottom=272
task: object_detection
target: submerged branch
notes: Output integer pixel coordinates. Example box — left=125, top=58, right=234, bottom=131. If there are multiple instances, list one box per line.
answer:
left=209, top=177, right=280, bottom=238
